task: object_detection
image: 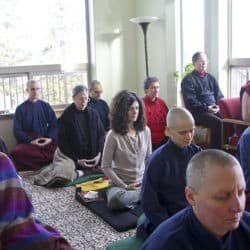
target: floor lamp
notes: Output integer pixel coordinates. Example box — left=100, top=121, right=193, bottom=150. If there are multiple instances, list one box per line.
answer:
left=130, top=16, right=159, bottom=77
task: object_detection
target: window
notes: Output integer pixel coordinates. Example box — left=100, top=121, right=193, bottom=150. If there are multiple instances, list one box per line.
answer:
left=0, top=65, right=87, bottom=113
left=229, top=0, right=250, bottom=96
left=0, top=0, right=89, bottom=112
left=181, top=0, right=205, bottom=67
left=231, top=0, right=250, bottom=58
left=0, top=0, right=87, bottom=66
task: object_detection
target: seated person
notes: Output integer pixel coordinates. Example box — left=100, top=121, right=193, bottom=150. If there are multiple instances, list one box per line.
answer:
left=237, top=126, right=250, bottom=211
left=88, top=80, right=110, bottom=131
left=141, top=149, right=250, bottom=250
left=34, top=85, right=105, bottom=186
left=0, top=152, right=73, bottom=250
left=240, top=81, right=250, bottom=122
left=181, top=51, right=224, bottom=149
left=102, top=90, right=152, bottom=210
left=142, top=76, right=168, bottom=151
left=137, top=107, right=201, bottom=239
left=11, top=79, right=58, bottom=171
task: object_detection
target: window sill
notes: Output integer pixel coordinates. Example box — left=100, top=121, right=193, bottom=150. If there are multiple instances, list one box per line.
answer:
left=0, top=105, right=68, bottom=119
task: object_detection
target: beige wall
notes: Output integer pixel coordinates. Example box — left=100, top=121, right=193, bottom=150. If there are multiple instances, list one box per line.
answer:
left=93, top=0, right=138, bottom=104
left=0, top=117, right=16, bottom=152
left=93, top=0, right=178, bottom=107
left=135, top=0, right=177, bottom=106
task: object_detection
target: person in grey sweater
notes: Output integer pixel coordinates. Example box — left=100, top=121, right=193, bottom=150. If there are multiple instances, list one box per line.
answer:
left=102, top=90, right=152, bottom=210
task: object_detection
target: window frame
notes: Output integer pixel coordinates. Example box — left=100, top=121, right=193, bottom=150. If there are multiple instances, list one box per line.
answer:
left=0, top=0, right=94, bottom=113
left=228, top=0, right=250, bottom=96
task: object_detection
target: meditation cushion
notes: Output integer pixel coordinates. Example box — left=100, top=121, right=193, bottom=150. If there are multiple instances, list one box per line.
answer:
left=75, top=187, right=143, bottom=232
left=106, top=236, right=144, bottom=250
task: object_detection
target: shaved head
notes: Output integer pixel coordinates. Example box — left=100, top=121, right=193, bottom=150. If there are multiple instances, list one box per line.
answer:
left=89, top=80, right=101, bottom=90
left=166, top=107, right=195, bottom=148
left=26, top=79, right=39, bottom=89
left=186, top=149, right=240, bottom=192
left=185, top=149, right=245, bottom=238
left=167, top=107, right=194, bottom=128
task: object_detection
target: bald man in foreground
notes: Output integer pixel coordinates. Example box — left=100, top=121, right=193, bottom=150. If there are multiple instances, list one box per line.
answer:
left=137, top=107, right=202, bottom=239
left=142, top=149, right=250, bottom=249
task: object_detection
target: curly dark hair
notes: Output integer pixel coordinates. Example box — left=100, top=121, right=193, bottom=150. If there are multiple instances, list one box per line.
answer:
left=110, top=90, right=146, bottom=135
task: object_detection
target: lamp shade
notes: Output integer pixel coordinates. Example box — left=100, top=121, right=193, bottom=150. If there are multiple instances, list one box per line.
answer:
left=129, top=16, right=159, bottom=24
left=130, top=16, right=159, bottom=77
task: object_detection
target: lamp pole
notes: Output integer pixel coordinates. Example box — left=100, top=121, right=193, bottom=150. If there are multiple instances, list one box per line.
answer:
left=130, top=16, right=159, bottom=78
left=139, top=22, right=150, bottom=77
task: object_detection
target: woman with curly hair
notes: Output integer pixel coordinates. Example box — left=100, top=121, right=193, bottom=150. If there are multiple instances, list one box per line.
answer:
left=102, top=90, right=152, bottom=210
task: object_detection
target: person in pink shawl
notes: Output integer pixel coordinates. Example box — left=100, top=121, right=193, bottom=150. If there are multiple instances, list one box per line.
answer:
left=0, top=152, right=73, bottom=250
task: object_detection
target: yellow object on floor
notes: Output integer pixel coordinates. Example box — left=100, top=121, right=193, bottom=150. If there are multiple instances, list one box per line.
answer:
left=76, top=177, right=110, bottom=191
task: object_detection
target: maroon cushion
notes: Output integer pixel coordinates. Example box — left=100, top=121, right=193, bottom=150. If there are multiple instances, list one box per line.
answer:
left=218, top=97, right=241, bottom=120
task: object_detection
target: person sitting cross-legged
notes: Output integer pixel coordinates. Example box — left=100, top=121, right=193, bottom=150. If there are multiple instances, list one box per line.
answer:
left=101, top=90, right=152, bottom=210
left=34, top=85, right=105, bottom=187
left=137, top=107, right=201, bottom=240
left=142, top=149, right=250, bottom=250
left=11, top=79, right=58, bottom=171
left=88, top=80, right=110, bottom=132
left=142, top=76, right=168, bottom=151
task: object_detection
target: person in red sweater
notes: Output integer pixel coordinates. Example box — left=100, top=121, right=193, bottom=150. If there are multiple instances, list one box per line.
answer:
left=142, top=76, right=169, bottom=150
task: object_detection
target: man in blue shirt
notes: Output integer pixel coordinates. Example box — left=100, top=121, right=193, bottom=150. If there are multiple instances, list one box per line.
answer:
left=142, top=149, right=250, bottom=250
left=137, top=107, right=201, bottom=239
left=11, top=79, right=58, bottom=171
left=181, top=52, right=224, bottom=149
left=237, top=126, right=250, bottom=211
left=88, top=80, right=110, bottom=131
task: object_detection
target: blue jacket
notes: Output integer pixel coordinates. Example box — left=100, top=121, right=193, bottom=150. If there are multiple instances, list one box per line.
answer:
left=237, top=127, right=250, bottom=189
left=88, top=97, right=110, bottom=131
left=181, top=70, right=224, bottom=113
left=141, top=206, right=250, bottom=250
left=13, top=99, right=58, bottom=143
left=138, top=140, right=201, bottom=239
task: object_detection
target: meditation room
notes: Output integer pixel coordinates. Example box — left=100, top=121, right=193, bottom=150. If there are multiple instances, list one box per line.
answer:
left=1, top=0, right=250, bottom=249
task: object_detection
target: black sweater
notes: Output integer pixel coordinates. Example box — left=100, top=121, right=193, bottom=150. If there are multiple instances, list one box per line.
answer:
left=58, top=103, right=105, bottom=162
left=181, top=70, right=224, bottom=113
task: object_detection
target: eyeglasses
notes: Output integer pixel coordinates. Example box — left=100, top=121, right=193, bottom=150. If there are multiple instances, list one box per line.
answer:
left=195, top=59, right=208, bottom=65
left=93, top=91, right=102, bottom=94
left=30, top=87, right=40, bottom=91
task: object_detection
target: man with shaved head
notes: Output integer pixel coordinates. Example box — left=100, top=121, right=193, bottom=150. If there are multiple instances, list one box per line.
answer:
left=137, top=107, right=202, bottom=239
left=11, top=79, right=58, bottom=171
left=88, top=80, right=110, bottom=131
left=142, top=149, right=250, bottom=249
